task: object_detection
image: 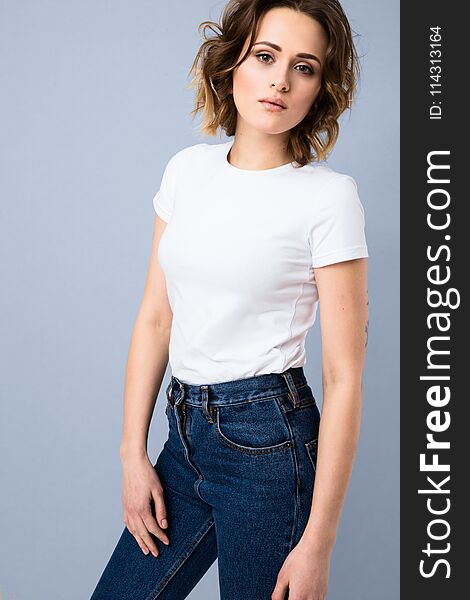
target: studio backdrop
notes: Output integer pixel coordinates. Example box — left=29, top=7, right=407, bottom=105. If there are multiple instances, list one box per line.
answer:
left=0, top=1, right=398, bottom=599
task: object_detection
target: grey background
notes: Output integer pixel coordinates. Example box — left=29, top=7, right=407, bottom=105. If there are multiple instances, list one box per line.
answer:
left=0, top=1, right=399, bottom=599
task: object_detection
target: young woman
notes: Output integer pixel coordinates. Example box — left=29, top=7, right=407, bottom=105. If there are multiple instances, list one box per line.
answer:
left=90, top=1, right=368, bottom=598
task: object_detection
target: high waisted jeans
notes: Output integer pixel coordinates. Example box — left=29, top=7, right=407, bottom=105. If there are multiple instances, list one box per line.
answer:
left=90, top=366, right=320, bottom=600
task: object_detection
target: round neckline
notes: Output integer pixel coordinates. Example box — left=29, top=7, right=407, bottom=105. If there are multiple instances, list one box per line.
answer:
left=221, top=141, right=301, bottom=174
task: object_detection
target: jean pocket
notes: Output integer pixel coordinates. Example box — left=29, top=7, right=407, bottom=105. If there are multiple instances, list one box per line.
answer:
left=214, top=398, right=293, bottom=455
left=305, top=439, right=318, bottom=473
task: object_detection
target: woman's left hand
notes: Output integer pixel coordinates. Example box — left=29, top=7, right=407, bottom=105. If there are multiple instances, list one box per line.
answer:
left=271, top=539, right=331, bottom=600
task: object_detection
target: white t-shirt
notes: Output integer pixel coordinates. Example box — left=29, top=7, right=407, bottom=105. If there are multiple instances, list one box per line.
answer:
left=153, top=141, right=368, bottom=385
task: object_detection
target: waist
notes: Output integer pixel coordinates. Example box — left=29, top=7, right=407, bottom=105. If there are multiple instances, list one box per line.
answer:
left=165, top=366, right=309, bottom=408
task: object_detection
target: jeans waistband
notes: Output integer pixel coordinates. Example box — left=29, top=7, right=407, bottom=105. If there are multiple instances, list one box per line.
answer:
left=165, top=366, right=308, bottom=408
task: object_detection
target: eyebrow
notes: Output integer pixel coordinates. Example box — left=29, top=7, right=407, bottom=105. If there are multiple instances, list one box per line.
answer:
left=252, top=41, right=322, bottom=67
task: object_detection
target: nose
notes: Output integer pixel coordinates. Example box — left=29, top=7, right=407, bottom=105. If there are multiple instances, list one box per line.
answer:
left=271, top=62, right=290, bottom=92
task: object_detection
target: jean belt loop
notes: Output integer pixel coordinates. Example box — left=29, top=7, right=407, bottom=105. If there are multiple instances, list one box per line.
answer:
left=165, top=379, right=174, bottom=407
left=175, top=380, right=185, bottom=406
left=200, top=385, right=213, bottom=423
left=281, top=369, right=300, bottom=408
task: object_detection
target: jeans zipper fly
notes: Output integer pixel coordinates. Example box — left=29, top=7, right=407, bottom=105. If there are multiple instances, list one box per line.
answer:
left=181, top=402, right=187, bottom=434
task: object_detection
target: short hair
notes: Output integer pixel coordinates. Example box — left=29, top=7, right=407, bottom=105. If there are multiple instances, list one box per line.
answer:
left=188, top=0, right=361, bottom=167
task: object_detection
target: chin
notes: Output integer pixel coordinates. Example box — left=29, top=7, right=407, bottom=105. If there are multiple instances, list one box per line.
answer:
left=245, top=117, right=292, bottom=136
left=254, top=126, right=283, bottom=135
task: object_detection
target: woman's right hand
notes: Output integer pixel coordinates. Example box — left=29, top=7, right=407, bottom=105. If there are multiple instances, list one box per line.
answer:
left=121, top=453, right=170, bottom=557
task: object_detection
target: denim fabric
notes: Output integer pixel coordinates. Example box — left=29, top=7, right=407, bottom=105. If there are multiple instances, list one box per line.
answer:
left=90, top=366, right=320, bottom=600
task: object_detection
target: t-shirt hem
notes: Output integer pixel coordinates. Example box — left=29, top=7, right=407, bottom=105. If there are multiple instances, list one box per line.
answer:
left=153, top=197, right=171, bottom=222
left=312, top=245, right=369, bottom=268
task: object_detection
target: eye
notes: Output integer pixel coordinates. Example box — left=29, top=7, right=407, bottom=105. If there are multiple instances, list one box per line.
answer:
left=255, top=52, right=273, bottom=63
left=254, top=52, right=315, bottom=76
left=295, top=64, right=315, bottom=76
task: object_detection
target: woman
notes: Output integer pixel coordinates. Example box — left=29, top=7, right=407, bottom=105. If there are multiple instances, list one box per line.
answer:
left=90, top=0, right=368, bottom=598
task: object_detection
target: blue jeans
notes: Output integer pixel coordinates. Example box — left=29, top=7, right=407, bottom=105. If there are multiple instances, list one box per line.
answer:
left=90, top=366, right=320, bottom=599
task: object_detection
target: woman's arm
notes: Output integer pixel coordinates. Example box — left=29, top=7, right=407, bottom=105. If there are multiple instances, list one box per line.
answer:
left=119, top=214, right=173, bottom=460
left=117, top=215, right=173, bottom=558
left=272, top=256, right=368, bottom=600
left=301, top=257, right=368, bottom=553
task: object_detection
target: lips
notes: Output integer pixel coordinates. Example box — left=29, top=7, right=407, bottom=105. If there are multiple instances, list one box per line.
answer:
left=259, top=97, right=287, bottom=109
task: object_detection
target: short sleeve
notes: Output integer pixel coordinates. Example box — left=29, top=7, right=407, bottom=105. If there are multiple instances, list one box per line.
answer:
left=152, top=154, right=177, bottom=223
left=309, top=174, right=369, bottom=268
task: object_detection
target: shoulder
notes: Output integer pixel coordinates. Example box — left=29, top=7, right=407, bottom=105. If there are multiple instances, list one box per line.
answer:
left=164, top=142, right=215, bottom=171
left=300, top=165, right=366, bottom=236
left=306, top=165, right=368, bottom=266
left=307, top=165, right=363, bottom=211
left=289, top=163, right=358, bottom=199
left=301, top=163, right=358, bottom=191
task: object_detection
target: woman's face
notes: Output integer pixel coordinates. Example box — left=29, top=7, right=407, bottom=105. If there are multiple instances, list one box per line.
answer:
left=231, top=7, right=328, bottom=136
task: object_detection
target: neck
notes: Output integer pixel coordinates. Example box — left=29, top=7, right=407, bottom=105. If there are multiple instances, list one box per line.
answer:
left=227, top=124, right=292, bottom=170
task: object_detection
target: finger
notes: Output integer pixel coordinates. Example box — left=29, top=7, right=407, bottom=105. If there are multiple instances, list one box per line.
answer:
left=151, top=487, right=169, bottom=531
left=142, top=510, right=170, bottom=546
left=271, top=577, right=288, bottom=600
left=135, top=518, right=160, bottom=557
left=125, top=517, right=151, bottom=556
left=130, top=512, right=160, bottom=557
left=135, top=534, right=151, bottom=556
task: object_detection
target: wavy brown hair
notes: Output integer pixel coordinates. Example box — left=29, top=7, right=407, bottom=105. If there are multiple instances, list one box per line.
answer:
left=187, top=0, right=361, bottom=167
